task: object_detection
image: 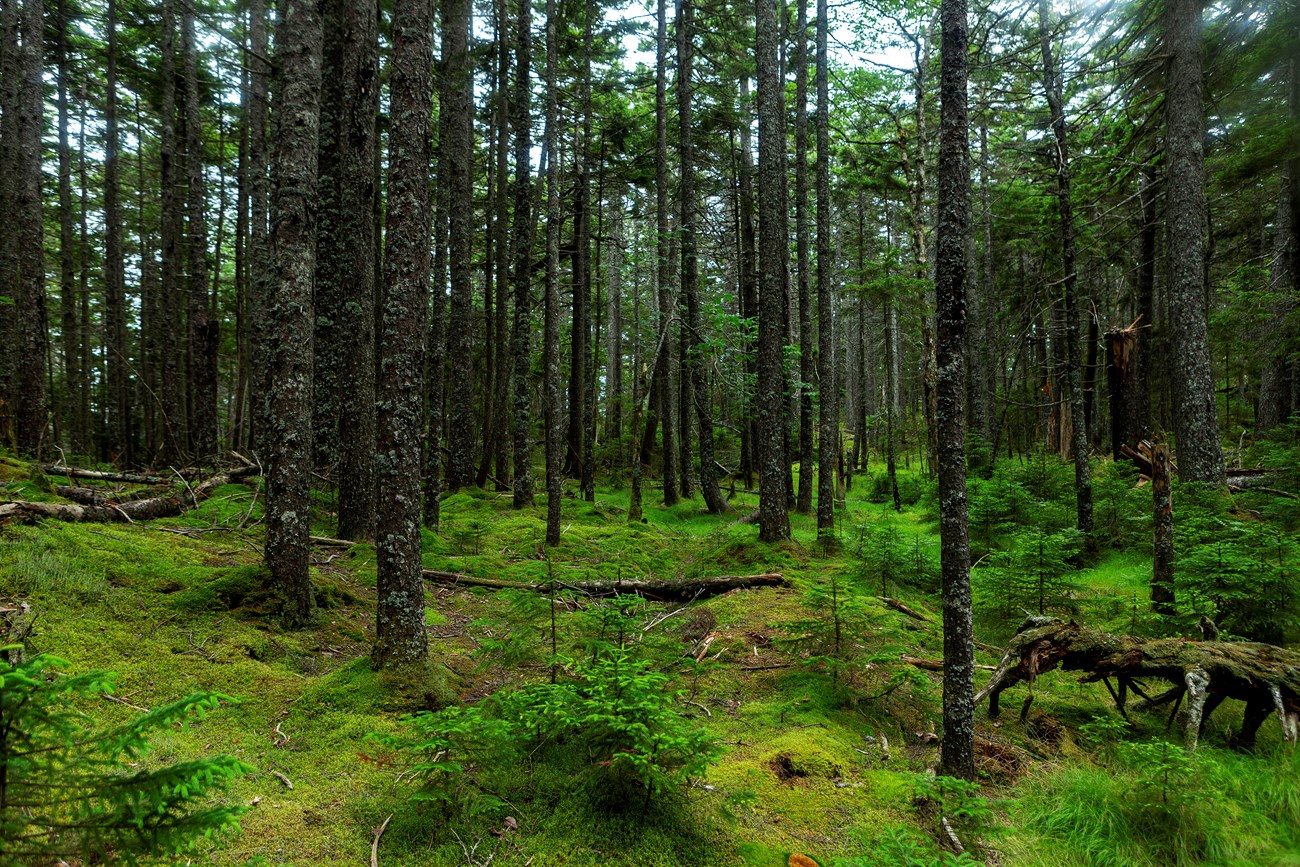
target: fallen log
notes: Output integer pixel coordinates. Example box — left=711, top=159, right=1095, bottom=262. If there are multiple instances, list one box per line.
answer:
left=976, top=618, right=1300, bottom=750
left=422, top=569, right=788, bottom=602
left=39, top=464, right=180, bottom=485
left=54, top=485, right=168, bottom=506
left=901, top=655, right=996, bottom=672
left=880, top=596, right=931, bottom=622
left=0, top=465, right=258, bottom=526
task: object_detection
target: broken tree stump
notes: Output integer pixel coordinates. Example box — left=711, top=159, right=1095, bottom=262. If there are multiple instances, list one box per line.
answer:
left=976, top=618, right=1300, bottom=750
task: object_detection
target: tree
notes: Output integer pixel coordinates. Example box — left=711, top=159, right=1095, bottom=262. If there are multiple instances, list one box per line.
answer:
left=264, top=0, right=323, bottom=628
left=510, top=0, right=536, bottom=510
left=544, top=0, right=563, bottom=546
left=1164, top=0, right=1224, bottom=484
left=652, top=0, right=679, bottom=506
left=374, top=0, right=434, bottom=670
left=936, top=0, right=975, bottom=781
left=103, top=0, right=129, bottom=463
left=755, top=0, right=791, bottom=542
left=815, top=0, right=835, bottom=534
left=794, top=0, right=813, bottom=515
left=445, top=0, right=476, bottom=493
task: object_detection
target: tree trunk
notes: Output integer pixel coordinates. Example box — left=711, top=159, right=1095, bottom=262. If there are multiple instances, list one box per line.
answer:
left=1164, top=0, right=1224, bottom=484
left=755, top=0, right=790, bottom=542
left=445, top=0, right=476, bottom=493
left=936, top=0, right=975, bottom=781
left=245, top=0, right=270, bottom=456
left=0, top=0, right=19, bottom=441
left=510, top=0, right=535, bottom=509
left=1151, top=441, right=1176, bottom=615
left=159, top=0, right=185, bottom=465
left=55, top=0, right=80, bottom=455
left=794, top=0, right=813, bottom=515
left=374, top=0, right=434, bottom=670
left=606, top=204, right=625, bottom=443
left=1038, top=0, right=1093, bottom=538
left=815, top=0, right=835, bottom=533
left=264, top=0, right=323, bottom=628
left=488, top=0, right=512, bottom=489
left=653, top=0, right=678, bottom=505
left=738, top=78, right=759, bottom=492
left=544, top=0, right=563, bottom=545
left=182, top=7, right=217, bottom=463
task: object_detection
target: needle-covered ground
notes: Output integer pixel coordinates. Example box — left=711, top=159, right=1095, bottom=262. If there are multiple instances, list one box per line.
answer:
left=2, top=448, right=1298, bottom=867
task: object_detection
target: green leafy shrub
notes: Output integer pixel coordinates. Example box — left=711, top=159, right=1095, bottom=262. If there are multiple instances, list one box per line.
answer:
left=0, top=650, right=249, bottom=865
left=973, top=529, right=1082, bottom=628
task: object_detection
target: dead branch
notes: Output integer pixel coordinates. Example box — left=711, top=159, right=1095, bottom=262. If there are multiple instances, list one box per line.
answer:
left=880, top=596, right=931, bottom=622
left=371, top=814, right=392, bottom=867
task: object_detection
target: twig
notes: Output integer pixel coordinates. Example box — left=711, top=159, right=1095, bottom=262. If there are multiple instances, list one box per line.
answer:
left=371, top=814, right=392, bottom=867
left=102, top=692, right=151, bottom=713
left=270, top=770, right=294, bottom=790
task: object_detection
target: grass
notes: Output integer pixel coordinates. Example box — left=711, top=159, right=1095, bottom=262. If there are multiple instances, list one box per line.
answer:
left=2, top=449, right=1298, bottom=866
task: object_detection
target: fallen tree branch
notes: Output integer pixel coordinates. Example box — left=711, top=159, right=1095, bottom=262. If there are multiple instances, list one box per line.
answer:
left=422, top=569, right=788, bottom=602
left=38, top=464, right=177, bottom=485
left=976, top=618, right=1300, bottom=749
left=371, top=814, right=392, bottom=867
left=901, top=655, right=996, bottom=672
left=0, top=465, right=258, bottom=526
left=880, top=597, right=931, bottom=622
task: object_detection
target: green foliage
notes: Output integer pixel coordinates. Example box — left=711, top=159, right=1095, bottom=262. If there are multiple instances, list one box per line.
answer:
left=0, top=650, right=249, bottom=865
left=776, top=572, right=877, bottom=686
left=973, top=529, right=1083, bottom=628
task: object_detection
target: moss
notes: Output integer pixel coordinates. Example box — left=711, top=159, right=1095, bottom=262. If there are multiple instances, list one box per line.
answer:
left=171, top=564, right=270, bottom=612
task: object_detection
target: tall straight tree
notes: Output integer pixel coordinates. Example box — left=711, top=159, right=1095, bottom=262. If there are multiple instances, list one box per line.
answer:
left=678, top=0, right=727, bottom=515
left=755, top=0, right=791, bottom=542
left=245, top=0, right=271, bottom=454
left=651, top=0, right=678, bottom=505
left=543, top=0, right=563, bottom=545
left=264, top=0, right=323, bottom=628
left=936, top=0, right=975, bottom=781
left=12, top=0, right=47, bottom=455
left=794, top=0, right=813, bottom=515
left=1037, top=0, right=1092, bottom=537
left=0, top=0, right=20, bottom=425
left=103, top=0, right=129, bottom=462
left=444, top=0, right=476, bottom=492
left=182, top=6, right=217, bottom=461
left=510, top=0, right=535, bottom=509
left=1164, top=0, right=1224, bottom=484
left=374, top=0, right=433, bottom=670
left=815, top=0, right=835, bottom=533
left=316, top=0, right=379, bottom=538
left=159, top=0, right=185, bottom=464
left=55, top=0, right=82, bottom=453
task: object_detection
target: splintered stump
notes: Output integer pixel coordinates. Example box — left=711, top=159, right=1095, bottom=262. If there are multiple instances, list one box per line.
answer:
left=976, top=619, right=1300, bottom=750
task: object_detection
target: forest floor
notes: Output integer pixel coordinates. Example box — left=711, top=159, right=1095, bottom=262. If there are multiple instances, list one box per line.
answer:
left=2, top=448, right=1300, bottom=866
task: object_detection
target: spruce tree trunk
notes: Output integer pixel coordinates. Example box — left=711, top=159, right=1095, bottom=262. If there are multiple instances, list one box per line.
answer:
left=445, top=0, right=476, bottom=492
left=815, top=0, right=835, bottom=533
left=738, top=78, right=759, bottom=491
left=936, top=0, right=975, bottom=781
left=103, top=0, right=129, bottom=463
left=755, top=0, right=791, bottom=542
left=1151, top=441, right=1176, bottom=615
left=0, top=0, right=18, bottom=433
left=375, top=0, right=433, bottom=670
left=489, top=0, right=511, bottom=488
left=55, top=0, right=80, bottom=454
left=653, top=0, right=678, bottom=505
left=510, top=0, right=535, bottom=509
left=1038, top=0, right=1093, bottom=538
left=544, top=0, right=563, bottom=545
left=606, top=205, right=625, bottom=442
left=159, top=0, right=186, bottom=465
left=246, top=0, right=270, bottom=456
left=1164, top=0, right=1224, bottom=484
left=182, top=8, right=218, bottom=462
left=794, top=0, right=813, bottom=515
left=264, top=0, right=323, bottom=628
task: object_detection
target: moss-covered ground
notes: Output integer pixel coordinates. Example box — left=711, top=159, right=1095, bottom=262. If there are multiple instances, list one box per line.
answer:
left=3, top=451, right=1299, bottom=866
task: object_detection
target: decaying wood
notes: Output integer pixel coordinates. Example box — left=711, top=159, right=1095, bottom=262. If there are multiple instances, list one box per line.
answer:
left=422, top=569, right=788, bottom=602
left=38, top=464, right=200, bottom=485
left=0, top=465, right=257, bottom=526
left=54, top=485, right=168, bottom=505
left=977, top=618, right=1300, bottom=749
left=880, top=596, right=931, bottom=621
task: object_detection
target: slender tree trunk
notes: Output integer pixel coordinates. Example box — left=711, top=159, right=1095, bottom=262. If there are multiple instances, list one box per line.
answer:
left=490, top=0, right=511, bottom=488
left=653, top=0, right=679, bottom=505
left=264, top=0, right=323, bottom=628
left=104, top=0, right=129, bottom=459
left=1164, top=0, right=1224, bottom=484
left=510, top=0, right=535, bottom=509
left=246, top=0, right=270, bottom=455
left=55, top=0, right=80, bottom=454
left=936, top=0, right=974, bottom=781
left=183, top=7, right=217, bottom=462
left=606, top=204, right=624, bottom=443
left=756, top=0, right=791, bottom=542
left=1038, top=0, right=1093, bottom=537
left=424, top=70, right=449, bottom=529
left=374, top=0, right=433, bottom=670
left=544, top=0, right=563, bottom=545
left=445, top=0, right=476, bottom=492
left=738, top=78, right=759, bottom=491
left=159, top=0, right=186, bottom=464
left=1151, top=441, right=1176, bottom=614
left=815, top=0, right=835, bottom=532
left=0, top=0, right=19, bottom=439
left=792, top=0, right=813, bottom=514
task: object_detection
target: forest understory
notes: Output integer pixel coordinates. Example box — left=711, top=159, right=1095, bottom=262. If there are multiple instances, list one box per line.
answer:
left=4, top=436, right=1300, bottom=867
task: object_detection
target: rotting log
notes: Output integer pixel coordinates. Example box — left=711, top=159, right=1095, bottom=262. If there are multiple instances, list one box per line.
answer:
left=976, top=618, right=1300, bottom=750
left=422, top=569, right=788, bottom=602
left=880, top=596, right=931, bottom=622
left=0, top=465, right=257, bottom=526
left=54, top=485, right=168, bottom=506
left=39, top=464, right=198, bottom=485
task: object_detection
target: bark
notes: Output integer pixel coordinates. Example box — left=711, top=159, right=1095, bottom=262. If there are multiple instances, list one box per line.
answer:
left=1256, top=171, right=1294, bottom=433
left=510, top=0, right=535, bottom=509
left=422, top=569, right=789, bottom=602
left=488, top=0, right=511, bottom=489
left=264, top=0, right=323, bottom=628
left=159, top=0, right=185, bottom=465
left=936, top=0, right=974, bottom=780
left=0, top=0, right=18, bottom=435
left=182, top=7, right=218, bottom=463
left=737, top=78, right=759, bottom=491
left=678, top=0, right=728, bottom=515
left=102, top=0, right=130, bottom=463
left=445, top=0, right=476, bottom=492
left=245, top=0, right=271, bottom=455
left=374, top=0, right=434, bottom=670
left=0, top=465, right=258, bottom=526
left=1038, top=0, right=1092, bottom=538
left=12, top=0, right=47, bottom=456
left=55, top=0, right=81, bottom=454
left=976, top=619, right=1300, bottom=750
left=544, top=0, right=563, bottom=545
left=815, top=0, right=835, bottom=533
left=1151, top=441, right=1176, bottom=615
left=653, top=0, right=678, bottom=505
left=793, top=0, right=813, bottom=515
left=755, top=0, right=791, bottom=542
left=425, top=85, right=449, bottom=530
left=606, top=206, right=625, bottom=442
left=1164, top=0, right=1224, bottom=484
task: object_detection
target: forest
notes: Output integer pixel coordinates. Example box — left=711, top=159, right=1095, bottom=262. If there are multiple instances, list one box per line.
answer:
left=0, top=0, right=1299, bottom=860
